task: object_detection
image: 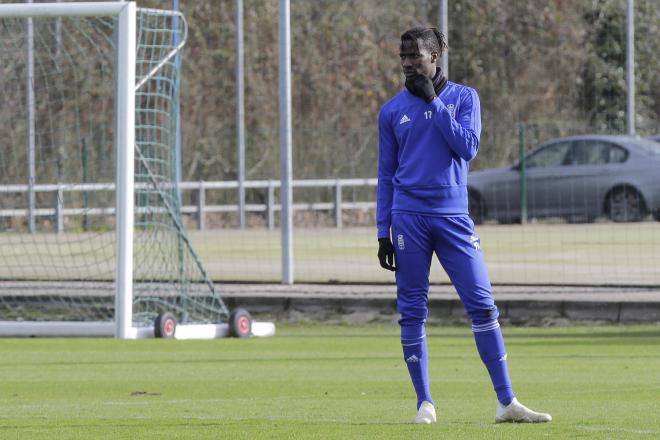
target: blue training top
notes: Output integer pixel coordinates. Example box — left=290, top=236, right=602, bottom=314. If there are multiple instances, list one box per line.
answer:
left=376, top=81, right=482, bottom=239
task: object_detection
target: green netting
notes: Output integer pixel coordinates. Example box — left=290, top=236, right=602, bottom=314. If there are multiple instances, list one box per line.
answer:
left=0, top=8, right=228, bottom=325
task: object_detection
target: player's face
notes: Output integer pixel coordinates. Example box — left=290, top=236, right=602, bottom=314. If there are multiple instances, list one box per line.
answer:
left=400, top=39, right=437, bottom=79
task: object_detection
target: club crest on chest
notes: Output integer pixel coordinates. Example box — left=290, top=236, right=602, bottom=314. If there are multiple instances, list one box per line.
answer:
left=446, top=103, right=456, bottom=118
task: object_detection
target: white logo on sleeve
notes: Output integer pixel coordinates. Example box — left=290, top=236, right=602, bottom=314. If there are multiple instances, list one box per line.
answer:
left=397, top=234, right=405, bottom=250
left=446, top=103, right=456, bottom=118
left=399, top=114, right=411, bottom=124
left=406, top=355, right=420, bottom=363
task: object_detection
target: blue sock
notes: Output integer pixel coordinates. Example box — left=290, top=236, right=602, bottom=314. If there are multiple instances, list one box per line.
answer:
left=401, top=324, right=433, bottom=409
left=472, top=321, right=515, bottom=406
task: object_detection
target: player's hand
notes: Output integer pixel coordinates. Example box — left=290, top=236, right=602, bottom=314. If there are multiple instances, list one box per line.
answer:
left=405, top=74, right=436, bottom=103
left=378, top=238, right=396, bottom=271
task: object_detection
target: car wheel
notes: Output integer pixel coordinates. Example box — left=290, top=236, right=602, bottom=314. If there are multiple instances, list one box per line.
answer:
left=605, top=187, right=646, bottom=222
left=468, top=191, right=485, bottom=225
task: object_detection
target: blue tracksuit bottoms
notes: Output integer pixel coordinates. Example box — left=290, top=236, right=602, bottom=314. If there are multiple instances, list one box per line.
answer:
left=392, top=213, right=494, bottom=323
left=392, top=212, right=515, bottom=407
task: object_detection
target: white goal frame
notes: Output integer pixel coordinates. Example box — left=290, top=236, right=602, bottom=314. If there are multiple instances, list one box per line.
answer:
left=0, top=2, right=136, bottom=338
left=0, top=2, right=275, bottom=339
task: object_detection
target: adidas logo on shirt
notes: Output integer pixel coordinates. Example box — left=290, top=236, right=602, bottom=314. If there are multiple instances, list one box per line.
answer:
left=405, top=354, right=420, bottom=363
left=399, top=114, right=411, bottom=124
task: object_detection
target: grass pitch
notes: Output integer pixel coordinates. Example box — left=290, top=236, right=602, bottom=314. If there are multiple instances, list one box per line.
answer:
left=3, top=222, right=660, bottom=285
left=1, top=324, right=660, bottom=439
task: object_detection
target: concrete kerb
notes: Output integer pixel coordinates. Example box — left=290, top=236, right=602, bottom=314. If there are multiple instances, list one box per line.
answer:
left=1, top=282, right=658, bottom=325
left=220, top=284, right=660, bottom=325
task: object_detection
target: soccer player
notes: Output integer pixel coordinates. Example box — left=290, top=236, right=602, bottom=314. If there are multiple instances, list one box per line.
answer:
left=376, top=26, right=552, bottom=425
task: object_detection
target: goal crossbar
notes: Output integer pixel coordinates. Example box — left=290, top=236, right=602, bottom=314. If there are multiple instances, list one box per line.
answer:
left=0, top=2, right=126, bottom=18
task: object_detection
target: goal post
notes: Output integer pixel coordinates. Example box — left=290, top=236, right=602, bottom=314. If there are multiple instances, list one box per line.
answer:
left=115, top=1, right=136, bottom=340
left=0, top=2, right=274, bottom=339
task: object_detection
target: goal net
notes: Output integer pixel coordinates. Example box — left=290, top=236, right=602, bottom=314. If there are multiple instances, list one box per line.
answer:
left=0, top=2, right=231, bottom=338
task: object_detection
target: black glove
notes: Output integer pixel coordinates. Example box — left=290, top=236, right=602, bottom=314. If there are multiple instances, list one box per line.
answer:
left=405, top=74, right=436, bottom=103
left=377, top=238, right=396, bottom=271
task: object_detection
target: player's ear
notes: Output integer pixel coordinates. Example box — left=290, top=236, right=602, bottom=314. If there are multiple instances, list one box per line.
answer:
left=430, top=51, right=439, bottom=63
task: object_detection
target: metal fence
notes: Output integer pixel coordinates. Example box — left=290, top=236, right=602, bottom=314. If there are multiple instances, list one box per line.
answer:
left=0, top=178, right=378, bottom=232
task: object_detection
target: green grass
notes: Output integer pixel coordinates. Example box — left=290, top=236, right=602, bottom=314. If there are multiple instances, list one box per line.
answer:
left=1, top=324, right=660, bottom=439
left=3, top=223, right=660, bottom=284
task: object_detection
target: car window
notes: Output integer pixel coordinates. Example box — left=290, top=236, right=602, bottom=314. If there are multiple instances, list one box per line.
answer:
left=566, top=140, right=627, bottom=165
left=608, top=145, right=627, bottom=163
left=526, top=142, right=571, bottom=168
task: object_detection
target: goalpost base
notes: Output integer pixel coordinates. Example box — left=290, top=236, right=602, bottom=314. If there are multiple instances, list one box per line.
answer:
left=0, top=321, right=276, bottom=339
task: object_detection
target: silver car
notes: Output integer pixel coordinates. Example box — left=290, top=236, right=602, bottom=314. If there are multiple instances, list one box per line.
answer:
left=468, top=135, right=660, bottom=224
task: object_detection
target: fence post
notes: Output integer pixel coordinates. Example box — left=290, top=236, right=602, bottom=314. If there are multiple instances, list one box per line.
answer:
left=267, top=180, right=275, bottom=230
left=518, top=124, right=528, bottom=224
left=334, top=179, right=342, bottom=228
left=197, top=180, right=205, bottom=230
left=55, top=184, right=64, bottom=234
